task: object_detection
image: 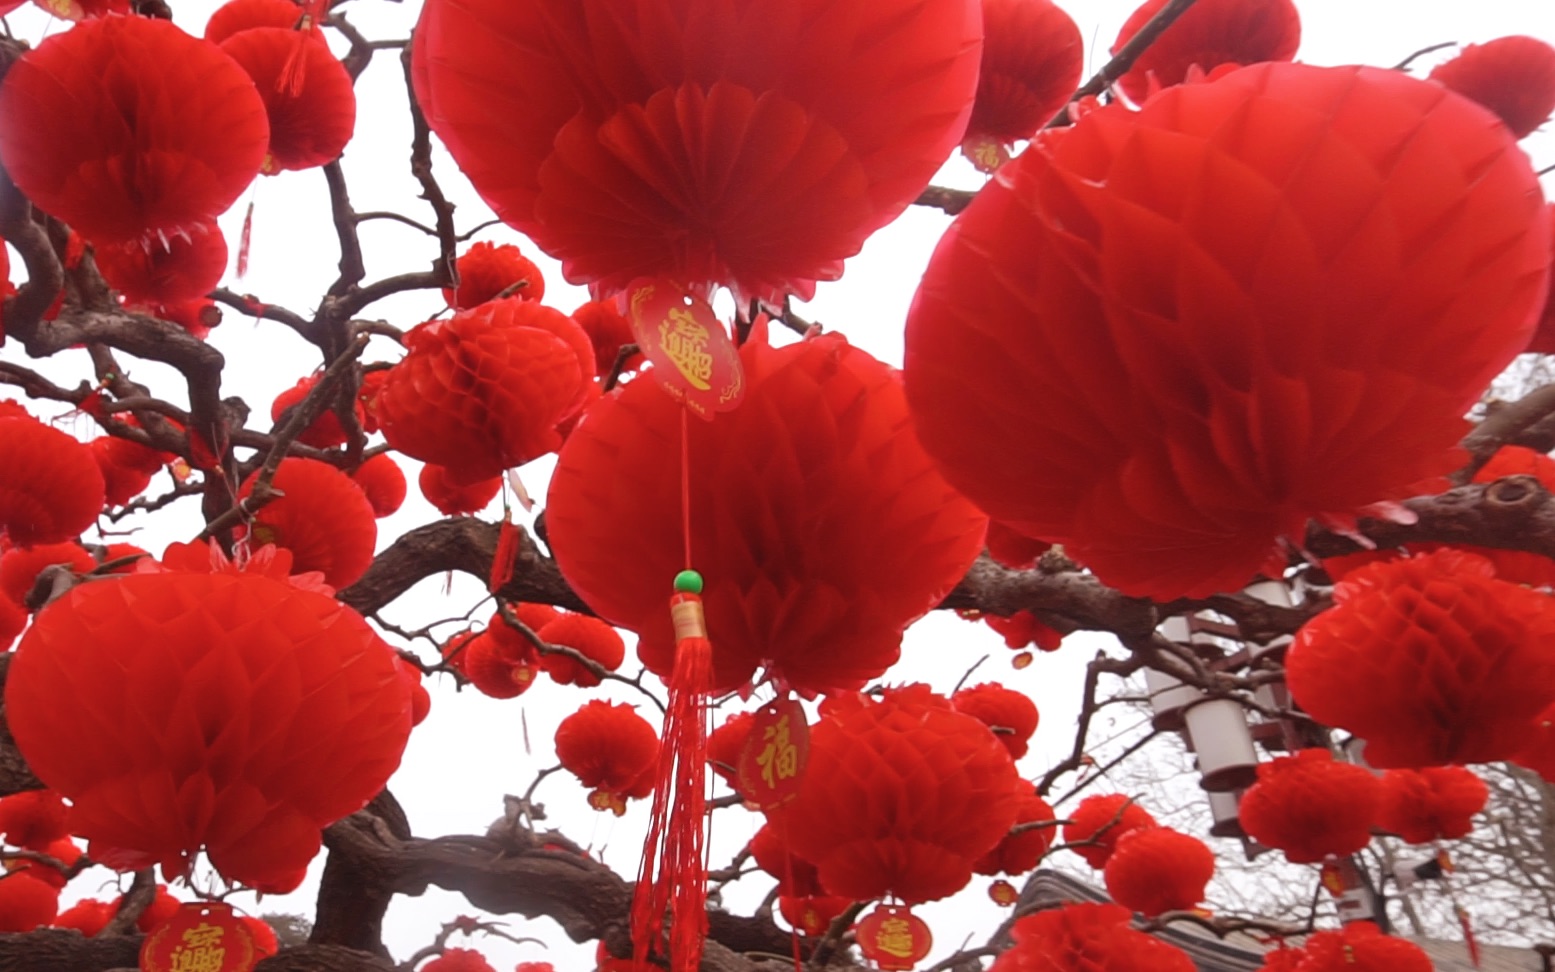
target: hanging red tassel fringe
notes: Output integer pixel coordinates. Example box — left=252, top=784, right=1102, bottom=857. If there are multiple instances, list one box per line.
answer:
left=489, top=511, right=519, bottom=593
left=277, top=0, right=328, bottom=96
left=632, top=581, right=714, bottom=972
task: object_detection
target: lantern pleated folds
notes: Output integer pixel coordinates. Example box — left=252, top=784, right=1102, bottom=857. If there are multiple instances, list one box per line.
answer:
left=1102, top=827, right=1214, bottom=917
left=1060, top=793, right=1156, bottom=868
left=554, top=701, right=659, bottom=814
left=238, top=457, right=378, bottom=590
left=219, top=25, right=357, bottom=174
left=990, top=903, right=1196, bottom=972
left=1286, top=550, right=1555, bottom=768
left=962, top=0, right=1083, bottom=168
left=4, top=541, right=413, bottom=890
left=445, top=242, right=545, bottom=308
left=1111, top=0, right=1301, bottom=104
left=0, top=16, right=269, bottom=245
left=1236, top=749, right=1380, bottom=864
left=903, top=63, right=1551, bottom=601
left=374, top=299, right=595, bottom=483
left=1429, top=36, right=1555, bottom=140
left=547, top=327, right=988, bottom=695
left=93, top=222, right=229, bottom=307
left=766, top=689, right=1020, bottom=904
left=1375, top=767, right=1488, bottom=844
left=412, top=0, right=982, bottom=301
left=1293, top=923, right=1433, bottom=972
left=0, top=416, right=105, bottom=548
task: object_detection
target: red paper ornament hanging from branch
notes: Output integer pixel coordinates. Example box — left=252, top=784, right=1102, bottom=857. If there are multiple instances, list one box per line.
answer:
left=92, top=222, right=229, bottom=308
left=1236, top=749, right=1381, bottom=864
left=0, top=414, right=105, bottom=548
left=988, top=903, right=1196, bottom=972
left=1110, top=0, right=1301, bottom=104
left=205, top=0, right=306, bottom=44
left=411, top=0, right=983, bottom=301
left=444, top=242, right=545, bottom=309
left=1293, top=922, right=1433, bottom=972
left=554, top=701, right=660, bottom=815
left=951, top=683, right=1039, bottom=759
left=1060, top=794, right=1156, bottom=868
left=903, top=62, right=1551, bottom=601
left=973, top=782, right=1055, bottom=879
left=220, top=25, right=357, bottom=174
left=961, top=0, right=1084, bottom=172
left=1375, top=767, right=1488, bottom=844
left=237, top=457, right=378, bottom=589
left=4, top=540, right=413, bottom=890
left=0, top=16, right=269, bottom=245
left=1429, top=35, right=1555, bottom=140
left=1102, top=827, right=1215, bottom=917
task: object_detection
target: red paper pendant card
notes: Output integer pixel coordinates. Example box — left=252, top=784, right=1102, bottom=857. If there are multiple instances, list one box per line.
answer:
left=141, top=902, right=257, bottom=972
left=737, top=697, right=809, bottom=810
left=623, top=278, right=744, bottom=420
left=856, top=905, right=932, bottom=971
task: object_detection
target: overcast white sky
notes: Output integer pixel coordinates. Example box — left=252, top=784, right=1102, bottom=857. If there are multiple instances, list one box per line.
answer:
left=3, top=0, right=1555, bottom=968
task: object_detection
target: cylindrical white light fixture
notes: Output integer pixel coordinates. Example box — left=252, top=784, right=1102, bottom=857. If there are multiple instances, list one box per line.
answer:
left=1207, top=789, right=1245, bottom=838
left=1183, top=697, right=1259, bottom=791
left=1145, top=617, right=1204, bottom=731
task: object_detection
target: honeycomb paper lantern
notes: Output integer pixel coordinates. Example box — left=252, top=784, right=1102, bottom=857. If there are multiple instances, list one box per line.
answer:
left=536, top=614, right=625, bottom=687
left=424, top=949, right=498, bottom=972
left=204, top=0, right=305, bottom=44
left=748, top=823, right=826, bottom=896
left=350, top=454, right=408, bottom=518
left=554, top=701, right=659, bottom=815
left=238, top=457, right=378, bottom=589
left=462, top=615, right=541, bottom=700
left=0, top=16, right=269, bottom=244
left=961, top=0, right=1083, bottom=168
left=0, top=416, right=106, bottom=547
left=418, top=465, right=501, bottom=517
left=443, top=242, right=545, bottom=308
left=973, top=782, right=1055, bottom=877
left=1286, top=549, right=1555, bottom=767
left=4, top=540, right=413, bottom=890
left=904, top=62, right=1551, bottom=600
left=1102, top=827, right=1215, bottom=916
left=989, top=903, right=1196, bottom=972
left=951, top=682, right=1040, bottom=760
left=92, top=222, right=228, bottom=307
left=375, top=300, right=594, bottom=483
left=0, top=790, right=69, bottom=852
left=707, top=711, right=754, bottom=792
left=53, top=898, right=114, bottom=935
left=0, top=543, right=95, bottom=607
left=1429, top=36, right=1555, bottom=140
left=12, top=837, right=81, bottom=889
left=1375, top=767, right=1488, bottom=844
left=1111, top=0, right=1300, bottom=104
left=412, top=0, right=982, bottom=301
left=1237, top=749, right=1381, bottom=864
left=1061, top=794, right=1156, bottom=868
left=1294, top=923, right=1432, bottom=972
left=270, top=373, right=367, bottom=449
left=92, top=438, right=155, bottom=507
left=0, top=872, right=58, bottom=932
left=220, top=25, right=357, bottom=174
left=547, top=326, right=988, bottom=695
left=1517, top=702, right=1555, bottom=782
left=767, top=688, right=1020, bottom=904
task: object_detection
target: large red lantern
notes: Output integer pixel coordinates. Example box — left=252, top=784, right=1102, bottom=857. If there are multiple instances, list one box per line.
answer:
left=1375, top=767, right=1488, bottom=844
left=1429, top=36, right=1555, bottom=140
left=1102, top=827, right=1215, bottom=917
left=766, top=688, right=1020, bottom=904
left=0, top=415, right=105, bottom=548
left=374, top=300, right=595, bottom=483
left=547, top=327, right=987, bottom=696
left=1294, top=923, right=1432, bottom=972
left=1111, top=0, right=1300, bottom=104
left=961, top=0, right=1083, bottom=171
left=0, top=16, right=269, bottom=245
left=1236, top=749, right=1381, bottom=864
left=238, top=457, right=378, bottom=589
left=989, top=903, right=1196, bottom=972
left=903, top=63, right=1551, bottom=601
left=411, top=0, right=982, bottom=301
left=1287, top=550, right=1555, bottom=767
left=4, top=541, right=413, bottom=890
left=219, top=25, right=357, bottom=174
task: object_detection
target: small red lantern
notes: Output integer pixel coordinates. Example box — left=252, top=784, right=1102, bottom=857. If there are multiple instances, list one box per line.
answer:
left=535, top=614, right=624, bottom=687
left=961, top=0, right=1083, bottom=171
left=351, top=454, right=408, bottom=518
left=0, top=16, right=268, bottom=245
left=462, top=618, right=540, bottom=700
left=973, top=783, right=1056, bottom=877
left=205, top=0, right=305, bottom=44
left=1111, top=0, right=1301, bottom=104
left=990, top=903, right=1196, bottom=972
left=444, top=242, right=545, bottom=308
left=1237, top=749, right=1381, bottom=864
left=11, top=837, right=81, bottom=890
left=952, top=683, right=1039, bottom=760
left=238, top=457, right=378, bottom=589
left=92, top=222, right=228, bottom=307
left=856, top=905, right=932, bottom=971
left=1429, top=36, right=1555, bottom=140
left=92, top=438, right=155, bottom=507
left=554, top=701, right=659, bottom=816
left=1286, top=550, right=1555, bottom=767
left=1103, top=827, right=1215, bottom=917
left=270, top=373, right=367, bottom=449
left=53, top=898, right=114, bottom=935
left=778, top=894, right=852, bottom=937
left=1061, top=794, right=1157, bottom=868
left=419, top=464, right=501, bottom=517
left=0, top=790, right=68, bottom=852
left=423, top=948, right=498, bottom=972
left=571, top=301, right=641, bottom=378
left=137, top=884, right=183, bottom=933
left=0, top=416, right=105, bottom=547
left=140, top=902, right=255, bottom=972
left=376, top=301, right=595, bottom=483
left=707, top=711, right=754, bottom=792
left=0, top=872, right=57, bottom=932
left=1294, top=922, right=1432, bottom=972
left=220, top=25, right=357, bottom=174
left=1375, top=767, right=1489, bottom=844
left=0, top=543, right=95, bottom=607
left=747, top=823, right=824, bottom=896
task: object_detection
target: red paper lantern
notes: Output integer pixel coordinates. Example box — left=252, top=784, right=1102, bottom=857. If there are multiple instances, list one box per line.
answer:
left=0, top=16, right=269, bottom=244
left=1237, top=749, right=1381, bottom=864
left=444, top=242, right=545, bottom=308
left=394, top=656, right=432, bottom=727
left=376, top=300, right=594, bottom=483
left=244, top=915, right=280, bottom=957
left=4, top=540, right=413, bottom=890
left=973, top=783, right=1055, bottom=877
left=271, top=373, right=367, bottom=449
left=0, top=872, right=58, bottom=932
left=92, top=222, right=228, bottom=307
left=982, top=611, right=1064, bottom=653
left=952, top=683, right=1039, bottom=759
left=0, top=790, right=68, bottom=852
left=989, top=903, right=1196, bottom=972
left=439, top=628, right=478, bottom=678
left=53, top=898, right=114, bottom=935
left=238, top=457, right=378, bottom=589
left=137, top=884, right=183, bottom=933
left=1061, top=794, right=1157, bottom=868
left=904, top=63, right=1551, bottom=600
left=961, top=0, right=1083, bottom=171
left=536, top=614, right=624, bottom=687
left=462, top=615, right=540, bottom=700
left=1294, top=923, right=1432, bottom=972
left=778, top=893, right=852, bottom=937
left=425, top=949, right=498, bottom=972
left=856, top=904, right=933, bottom=971
left=707, top=711, right=754, bottom=793
left=767, top=689, right=1020, bottom=904
left=1103, top=827, right=1215, bottom=917
left=1529, top=207, right=1555, bottom=354
left=205, top=0, right=304, bottom=44
left=0, top=416, right=105, bottom=547
left=1257, top=947, right=1306, bottom=971
left=1287, top=550, right=1555, bottom=767
left=1429, top=36, right=1555, bottom=140
left=412, top=0, right=982, bottom=301
left=0, top=543, right=95, bottom=607
left=419, top=465, right=501, bottom=517
left=548, top=327, right=987, bottom=695
left=571, top=301, right=642, bottom=378
left=11, top=837, right=81, bottom=889
left=1375, top=767, right=1488, bottom=844
left=1517, top=702, right=1555, bottom=782
left=748, top=823, right=824, bottom=896
left=0, top=598, right=23, bottom=652
left=92, top=439, right=155, bottom=507
left=554, top=701, right=659, bottom=815
left=351, top=454, right=408, bottom=518
left=140, top=902, right=256, bottom=972
left=220, top=26, right=357, bottom=174
left=1111, top=0, right=1300, bottom=104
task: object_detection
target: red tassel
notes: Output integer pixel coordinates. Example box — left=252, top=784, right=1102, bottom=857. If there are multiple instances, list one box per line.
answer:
left=633, top=586, right=713, bottom=972
left=277, top=0, right=327, bottom=96
left=489, top=512, right=519, bottom=593
left=236, top=200, right=255, bottom=279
